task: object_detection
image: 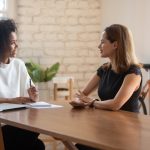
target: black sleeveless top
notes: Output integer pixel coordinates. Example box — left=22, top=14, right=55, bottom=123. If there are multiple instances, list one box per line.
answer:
left=97, top=64, right=142, bottom=112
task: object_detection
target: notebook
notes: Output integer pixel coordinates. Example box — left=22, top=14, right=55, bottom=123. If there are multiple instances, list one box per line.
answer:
left=0, top=101, right=62, bottom=111
left=0, top=103, right=27, bottom=112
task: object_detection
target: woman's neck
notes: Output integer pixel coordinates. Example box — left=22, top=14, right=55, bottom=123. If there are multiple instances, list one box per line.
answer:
left=110, top=58, right=117, bottom=72
left=0, top=57, right=10, bottom=64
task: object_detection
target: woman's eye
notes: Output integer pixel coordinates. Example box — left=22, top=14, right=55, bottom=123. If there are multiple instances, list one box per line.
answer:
left=10, top=40, right=17, bottom=45
left=10, top=41, right=16, bottom=45
left=10, top=43, right=15, bottom=46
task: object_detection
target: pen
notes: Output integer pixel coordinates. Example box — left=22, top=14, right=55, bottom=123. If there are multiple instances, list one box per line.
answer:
left=29, top=78, right=32, bottom=87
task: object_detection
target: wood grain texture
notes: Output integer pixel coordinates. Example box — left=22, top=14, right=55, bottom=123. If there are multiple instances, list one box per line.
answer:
left=0, top=102, right=150, bottom=150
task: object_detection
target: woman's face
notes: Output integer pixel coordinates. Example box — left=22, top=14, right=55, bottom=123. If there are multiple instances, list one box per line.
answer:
left=98, top=31, right=117, bottom=59
left=9, top=32, right=18, bottom=57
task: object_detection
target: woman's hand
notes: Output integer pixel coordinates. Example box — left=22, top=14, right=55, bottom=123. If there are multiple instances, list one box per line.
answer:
left=76, top=90, right=93, bottom=105
left=69, top=98, right=87, bottom=108
left=9, top=97, right=33, bottom=104
left=69, top=97, right=95, bottom=108
left=69, top=90, right=94, bottom=108
left=28, top=86, right=39, bottom=102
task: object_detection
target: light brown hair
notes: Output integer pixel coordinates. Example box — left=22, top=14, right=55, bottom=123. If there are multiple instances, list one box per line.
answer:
left=104, top=24, right=141, bottom=73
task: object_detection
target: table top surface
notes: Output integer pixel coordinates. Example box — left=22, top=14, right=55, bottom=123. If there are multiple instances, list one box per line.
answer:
left=1, top=101, right=150, bottom=150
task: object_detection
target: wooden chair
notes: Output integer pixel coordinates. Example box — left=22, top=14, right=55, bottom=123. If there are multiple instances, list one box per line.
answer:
left=39, top=77, right=74, bottom=150
left=39, top=134, right=68, bottom=150
left=139, top=80, right=150, bottom=115
left=39, top=134, right=57, bottom=150
left=53, top=76, right=74, bottom=101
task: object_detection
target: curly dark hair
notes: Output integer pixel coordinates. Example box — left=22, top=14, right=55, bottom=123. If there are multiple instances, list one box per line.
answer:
left=0, top=18, right=17, bottom=56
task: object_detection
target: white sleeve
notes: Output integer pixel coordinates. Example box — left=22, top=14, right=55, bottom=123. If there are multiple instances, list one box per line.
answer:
left=19, top=60, right=34, bottom=97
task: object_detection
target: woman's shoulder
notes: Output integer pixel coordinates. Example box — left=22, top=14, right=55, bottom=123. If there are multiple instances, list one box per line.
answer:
left=10, top=58, right=24, bottom=63
left=97, top=62, right=110, bottom=76
left=10, top=58, right=25, bottom=65
left=98, top=62, right=110, bottom=70
left=127, top=64, right=142, bottom=75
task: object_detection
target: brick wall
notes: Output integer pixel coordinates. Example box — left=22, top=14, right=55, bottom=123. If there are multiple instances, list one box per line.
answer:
left=16, top=0, right=101, bottom=100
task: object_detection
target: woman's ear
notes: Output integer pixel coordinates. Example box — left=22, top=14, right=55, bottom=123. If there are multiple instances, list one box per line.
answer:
left=113, top=41, right=118, bottom=49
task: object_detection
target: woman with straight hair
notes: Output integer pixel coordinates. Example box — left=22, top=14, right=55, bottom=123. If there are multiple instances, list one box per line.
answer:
left=70, top=24, right=142, bottom=150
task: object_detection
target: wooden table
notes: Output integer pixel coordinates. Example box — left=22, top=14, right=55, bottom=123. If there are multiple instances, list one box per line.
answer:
left=1, top=102, right=150, bottom=150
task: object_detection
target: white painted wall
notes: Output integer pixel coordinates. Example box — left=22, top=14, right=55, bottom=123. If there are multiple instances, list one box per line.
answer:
left=7, top=0, right=17, bottom=19
left=101, top=0, right=150, bottom=64
left=100, top=0, right=150, bottom=80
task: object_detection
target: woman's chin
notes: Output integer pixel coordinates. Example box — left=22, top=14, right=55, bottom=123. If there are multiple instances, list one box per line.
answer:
left=100, top=54, right=107, bottom=58
left=11, top=54, right=17, bottom=57
left=100, top=54, right=105, bottom=58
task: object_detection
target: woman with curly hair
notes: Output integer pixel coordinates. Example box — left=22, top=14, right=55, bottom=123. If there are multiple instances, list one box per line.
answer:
left=0, top=18, right=45, bottom=150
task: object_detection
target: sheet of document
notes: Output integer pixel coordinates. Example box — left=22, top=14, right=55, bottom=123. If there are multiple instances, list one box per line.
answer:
left=26, top=101, right=63, bottom=109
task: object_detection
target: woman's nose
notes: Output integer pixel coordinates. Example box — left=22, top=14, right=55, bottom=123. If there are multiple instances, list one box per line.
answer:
left=15, top=42, right=18, bottom=48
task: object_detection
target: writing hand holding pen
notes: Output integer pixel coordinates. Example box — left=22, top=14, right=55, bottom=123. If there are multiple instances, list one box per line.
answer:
left=28, top=79, right=39, bottom=102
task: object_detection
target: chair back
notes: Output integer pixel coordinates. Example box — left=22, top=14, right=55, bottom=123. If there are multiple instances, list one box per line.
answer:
left=139, top=80, right=150, bottom=115
left=53, top=76, right=74, bottom=100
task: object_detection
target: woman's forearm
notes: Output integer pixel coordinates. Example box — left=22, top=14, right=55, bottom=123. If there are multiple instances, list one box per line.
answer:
left=81, top=73, right=100, bottom=96
left=0, top=98, right=13, bottom=103
left=93, top=99, right=121, bottom=111
left=0, top=97, right=33, bottom=104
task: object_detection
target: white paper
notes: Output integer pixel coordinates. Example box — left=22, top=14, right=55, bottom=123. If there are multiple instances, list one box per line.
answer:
left=26, top=101, right=63, bottom=109
left=27, top=101, right=51, bottom=107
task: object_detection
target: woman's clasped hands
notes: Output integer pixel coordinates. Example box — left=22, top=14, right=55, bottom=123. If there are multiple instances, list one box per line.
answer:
left=69, top=90, right=95, bottom=108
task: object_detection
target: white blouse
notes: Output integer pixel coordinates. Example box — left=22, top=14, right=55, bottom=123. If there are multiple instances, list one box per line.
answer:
left=0, top=58, right=31, bottom=98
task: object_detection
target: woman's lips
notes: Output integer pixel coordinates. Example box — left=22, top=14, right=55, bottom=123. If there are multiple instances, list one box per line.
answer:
left=11, top=53, right=16, bottom=57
